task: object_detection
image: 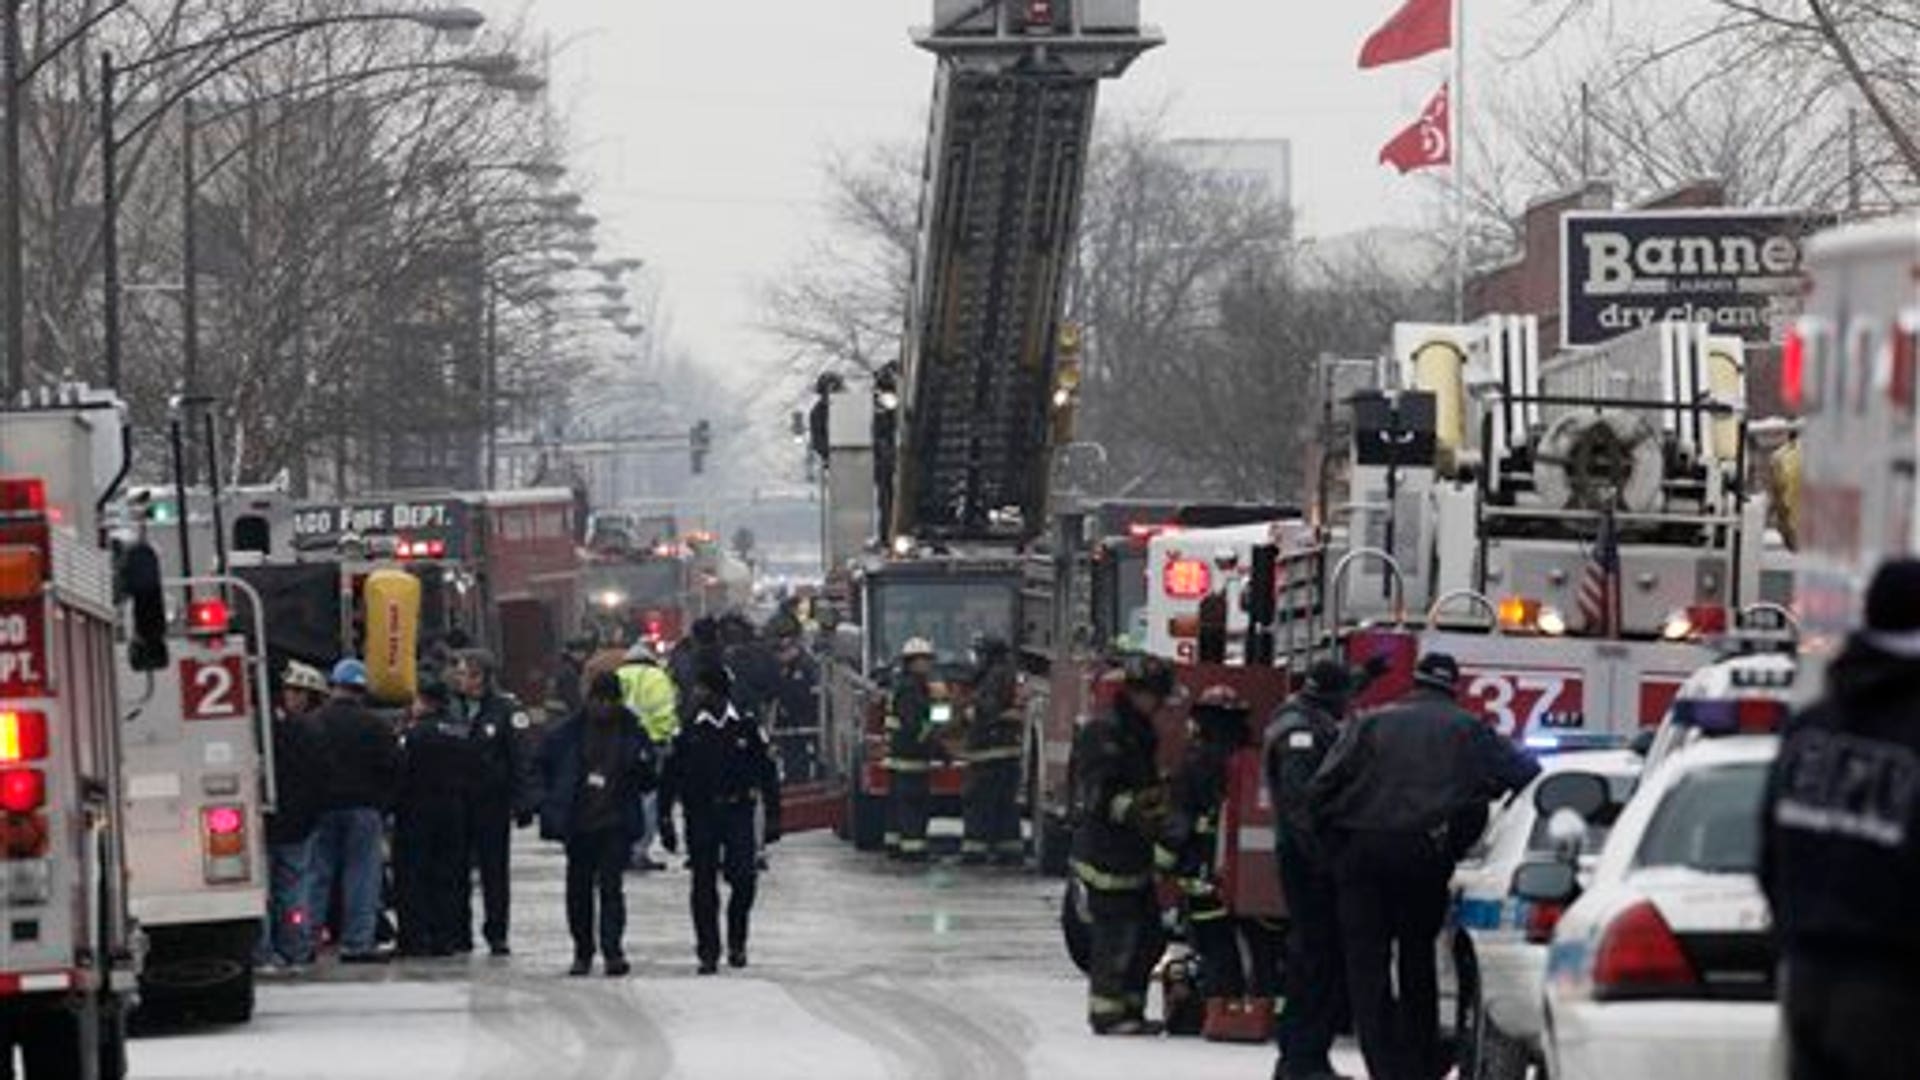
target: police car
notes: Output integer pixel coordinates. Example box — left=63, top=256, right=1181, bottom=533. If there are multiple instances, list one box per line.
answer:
left=1518, top=718, right=1782, bottom=1080
left=1450, top=748, right=1641, bottom=1080
left=1640, top=650, right=1795, bottom=779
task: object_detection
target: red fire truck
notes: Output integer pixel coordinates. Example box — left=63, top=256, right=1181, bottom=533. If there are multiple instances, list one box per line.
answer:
left=1, top=395, right=139, bottom=1078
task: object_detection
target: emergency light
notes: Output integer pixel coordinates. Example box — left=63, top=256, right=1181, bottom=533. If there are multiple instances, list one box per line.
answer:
left=0, top=477, right=46, bottom=515
left=0, top=769, right=44, bottom=814
left=395, top=538, right=447, bottom=560
left=187, top=597, right=230, bottom=635
left=1162, top=557, right=1211, bottom=600
left=0, top=544, right=43, bottom=601
left=1667, top=697, right=1786, bottom=736
left=0, top=711, right=48, bottom=764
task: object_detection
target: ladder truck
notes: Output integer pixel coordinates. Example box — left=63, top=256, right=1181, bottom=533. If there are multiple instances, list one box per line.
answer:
left=827, top=1, right=1161, bottom=852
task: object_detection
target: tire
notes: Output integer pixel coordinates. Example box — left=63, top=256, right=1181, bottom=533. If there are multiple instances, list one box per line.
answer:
left=851, top=787, right=887, bottom=852
left=1060, top=880, right=1093, bottom=974
left=201, top=964, right=255, bottom=1026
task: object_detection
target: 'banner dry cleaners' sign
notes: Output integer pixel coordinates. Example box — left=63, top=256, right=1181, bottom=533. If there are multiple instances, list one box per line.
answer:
left=1561, top=209, right=1836, bottom=347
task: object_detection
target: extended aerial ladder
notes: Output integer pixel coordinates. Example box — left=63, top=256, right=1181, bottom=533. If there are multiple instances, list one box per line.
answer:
left=890, top=1, right=1161, bottom=545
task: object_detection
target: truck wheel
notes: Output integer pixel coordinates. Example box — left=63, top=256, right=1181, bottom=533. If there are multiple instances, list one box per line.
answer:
left=851, top=787, right=886, bottom=852
left=202, top=965, right=256, bottom=1026
left=1060, top=880, right=1093, bottom=974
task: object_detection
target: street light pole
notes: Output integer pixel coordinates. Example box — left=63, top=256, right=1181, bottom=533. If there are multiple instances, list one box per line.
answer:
left=100, top=50, right=123, bottom=391
left=3, top=0, right=23, bottom=398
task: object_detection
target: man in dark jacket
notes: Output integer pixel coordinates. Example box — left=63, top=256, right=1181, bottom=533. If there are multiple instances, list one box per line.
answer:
left=1070, top=655, right=1177, bottom=1035
left=659, top=662, right=780, bottom=975
left=308, top=659, right=400, bottom=963
left=962, top=636, right=1025, bottom=866
left=770, top=629, right=821, bottom=784
left=886, top=638, right=942, bottom=861
left=451, top=651, right=541, bottom=957
left=1309, top=652, right=1539, bottom=1080
left=394, top=681, right=480, bottom=958
left=1265, top=659, right=1368, bottom=1080
left=1762, top=559, right=1920, bottom=1080
left=258, top=661, right=328, bottom=969
left=539, top=672, right=657, bottom=977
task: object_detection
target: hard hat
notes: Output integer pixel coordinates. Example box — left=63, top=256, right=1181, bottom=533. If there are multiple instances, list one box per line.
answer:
left=284, top=661, right=328, bottom=694
left=329, top=658, right=370, bottom=690
left=1194, top=684, right=1248, bottom=713
left=900, top=637, right=937, bottom=661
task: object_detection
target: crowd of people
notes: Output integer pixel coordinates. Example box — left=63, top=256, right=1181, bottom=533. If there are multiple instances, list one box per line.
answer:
left=1068, top=650, right=1540, bottom=1080
left=257, top=610, right=796, bottom=978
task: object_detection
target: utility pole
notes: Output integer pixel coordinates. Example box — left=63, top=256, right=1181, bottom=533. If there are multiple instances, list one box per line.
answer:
left=3, top=0, right=24, bottom=398
left=100, top=51, right=123, bottom=391
left=181, top=97, right=201, bottom=481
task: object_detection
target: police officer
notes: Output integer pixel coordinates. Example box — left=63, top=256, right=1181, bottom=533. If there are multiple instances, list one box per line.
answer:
left=962, top=635, right=1025, bottom=866
left=450, top=651, right=540, bottom=957
left=1266, top=660, right=1365, bottom=1080
left=1162, top=685, right=1280, bottom=1040
left=886, top=638, right=941, bottom=862
left=394, top=680, right=479, bottom=958
left=1309, top=653, right=1538, bottom=1080
left=1071, top=654, right=1177, bottom=1035
left=658, top=661, right=781, bottom=974
left=1763, top=559, right=1920, bottom=1080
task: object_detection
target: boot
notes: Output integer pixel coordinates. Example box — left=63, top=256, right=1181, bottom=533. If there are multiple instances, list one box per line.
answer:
left=1201, top=998, right=1236, bottom=1041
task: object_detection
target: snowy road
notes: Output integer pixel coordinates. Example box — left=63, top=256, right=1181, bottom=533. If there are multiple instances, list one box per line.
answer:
left=131, top=832, right=1366, bottom=1079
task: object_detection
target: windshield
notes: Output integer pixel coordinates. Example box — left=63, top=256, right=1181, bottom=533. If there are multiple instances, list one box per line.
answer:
left=1634, top=762, right=1769, bottom=874
left=870, top=578, right=1017, bottom=669
left=583, top=561, right=684, bottom=607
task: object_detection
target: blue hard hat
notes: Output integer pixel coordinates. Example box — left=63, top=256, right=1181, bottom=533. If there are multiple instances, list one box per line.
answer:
left=329, top=658, right=369, bottom=689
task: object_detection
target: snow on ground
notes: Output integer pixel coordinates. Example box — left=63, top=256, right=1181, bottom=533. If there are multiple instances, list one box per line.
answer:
left=131, top=833, right=1369, bottom=1079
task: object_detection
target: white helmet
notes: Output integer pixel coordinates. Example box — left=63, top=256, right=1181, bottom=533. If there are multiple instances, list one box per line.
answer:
left=284, top=661, right=328, bottom=694
left=900, top=637, right=937, bottom=661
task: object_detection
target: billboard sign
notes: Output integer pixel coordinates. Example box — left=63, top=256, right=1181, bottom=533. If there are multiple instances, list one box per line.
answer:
left=1562, top=209, right=1836, bottom=347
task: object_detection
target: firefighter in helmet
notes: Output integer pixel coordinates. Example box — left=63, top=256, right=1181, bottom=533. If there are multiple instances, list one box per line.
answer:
left=885, top=637, right=941, bottom=861
left=1071, top=653, right=1177, bottom=1035
left=1161, top=684, right=1282, bottom=1042
left=961, top=634, right=1025, bottom=866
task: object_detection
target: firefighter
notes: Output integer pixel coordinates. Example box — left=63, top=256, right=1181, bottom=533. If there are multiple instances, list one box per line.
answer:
left=886, top=638, right=941, bottom=862
left=450, top=651, right=540, bottom=957
left=617, top=641, right=681, bottom=871
left=1071, top=654, right=1177, bottom=1035
left=962, top=635, right=1025, bottom=866
left=394, top=680, right=479, bottom=958
left=658, top=661, right=781, bottom=974
left=1762, top=559, right=1920, bottom=1080
left=1265, top=660, right=1363, bottom=1080
left=1309, top=653, right=1539, bottom=1080
left=1161, top=684, right=1281, bottom=1041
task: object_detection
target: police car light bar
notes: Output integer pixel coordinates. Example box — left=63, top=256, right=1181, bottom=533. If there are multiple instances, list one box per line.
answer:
left=1668, top=697, right=1787, bottom=736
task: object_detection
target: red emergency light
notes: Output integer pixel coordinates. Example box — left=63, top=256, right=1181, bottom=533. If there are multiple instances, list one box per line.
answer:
left=0, top=711, right=48, bottom=764
left=204, top=806, right=244, bottom=836
left=0, top=769, right=44, bottom=814
left=1162, top=557, right=1212, bottom=600
left=396, top=538, right=447, bottom=560
left=0, top=477, right=45, bottom=515
left=1026, top=0, right=1054, bottom=26
left=187, top=598, right=230, bottom=635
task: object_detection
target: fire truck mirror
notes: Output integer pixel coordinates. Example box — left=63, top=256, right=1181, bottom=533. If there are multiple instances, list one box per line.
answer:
left=119, top=541, right=170, bottom=673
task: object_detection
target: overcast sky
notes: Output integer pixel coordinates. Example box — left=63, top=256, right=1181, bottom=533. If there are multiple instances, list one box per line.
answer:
left=494, top=1, right=1654, bottom=384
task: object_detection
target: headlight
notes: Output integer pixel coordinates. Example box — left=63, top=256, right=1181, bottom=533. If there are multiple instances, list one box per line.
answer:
left=1536, top=606, right=1568, bottom=637
left=597, top=589, right=627, bottom=609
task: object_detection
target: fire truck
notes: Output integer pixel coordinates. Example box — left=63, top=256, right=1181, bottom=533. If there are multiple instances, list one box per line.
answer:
left=822, top=1, right=1161, bottom=853
left=1327, top=316, right=1775, bottom=739
left=286, top=489, right=581, bottom=706
left=582, top=511, right=690, bottom=647
left=0, top=392, right=139, bottom=1077
left=1790, top=216, right=1919, bottom=700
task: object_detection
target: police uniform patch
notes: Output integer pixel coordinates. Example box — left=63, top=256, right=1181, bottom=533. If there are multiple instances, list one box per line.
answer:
left=511, top=711, right=532, bottom=731
left=1288, top=731, right=1314, bottom=750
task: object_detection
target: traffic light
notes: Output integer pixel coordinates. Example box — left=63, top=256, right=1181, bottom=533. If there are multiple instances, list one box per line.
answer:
left=689, top=420, right=713, bottom=475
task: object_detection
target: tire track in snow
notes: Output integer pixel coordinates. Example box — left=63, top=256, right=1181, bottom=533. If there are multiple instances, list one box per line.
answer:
left=787, top=972, right=1033, bottom=1080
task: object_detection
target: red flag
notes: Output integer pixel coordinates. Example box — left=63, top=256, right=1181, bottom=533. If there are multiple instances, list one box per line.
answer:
left=1359, top=0, right=1453, bottom=69
left=1379, top=84, right=1451, bottom=173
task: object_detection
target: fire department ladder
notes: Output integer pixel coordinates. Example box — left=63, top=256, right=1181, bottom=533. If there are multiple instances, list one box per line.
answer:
left=898, top=5, right=1159, bottom=542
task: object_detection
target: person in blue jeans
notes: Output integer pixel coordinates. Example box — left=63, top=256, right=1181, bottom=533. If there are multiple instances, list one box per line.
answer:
left=257, top=661, right=329, bottom=969
left=308, top=659, right=399, bottom=963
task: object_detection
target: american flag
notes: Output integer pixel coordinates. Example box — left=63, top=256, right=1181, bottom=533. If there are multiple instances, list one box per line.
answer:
left=1579, top=511, right=1622, bottom=637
